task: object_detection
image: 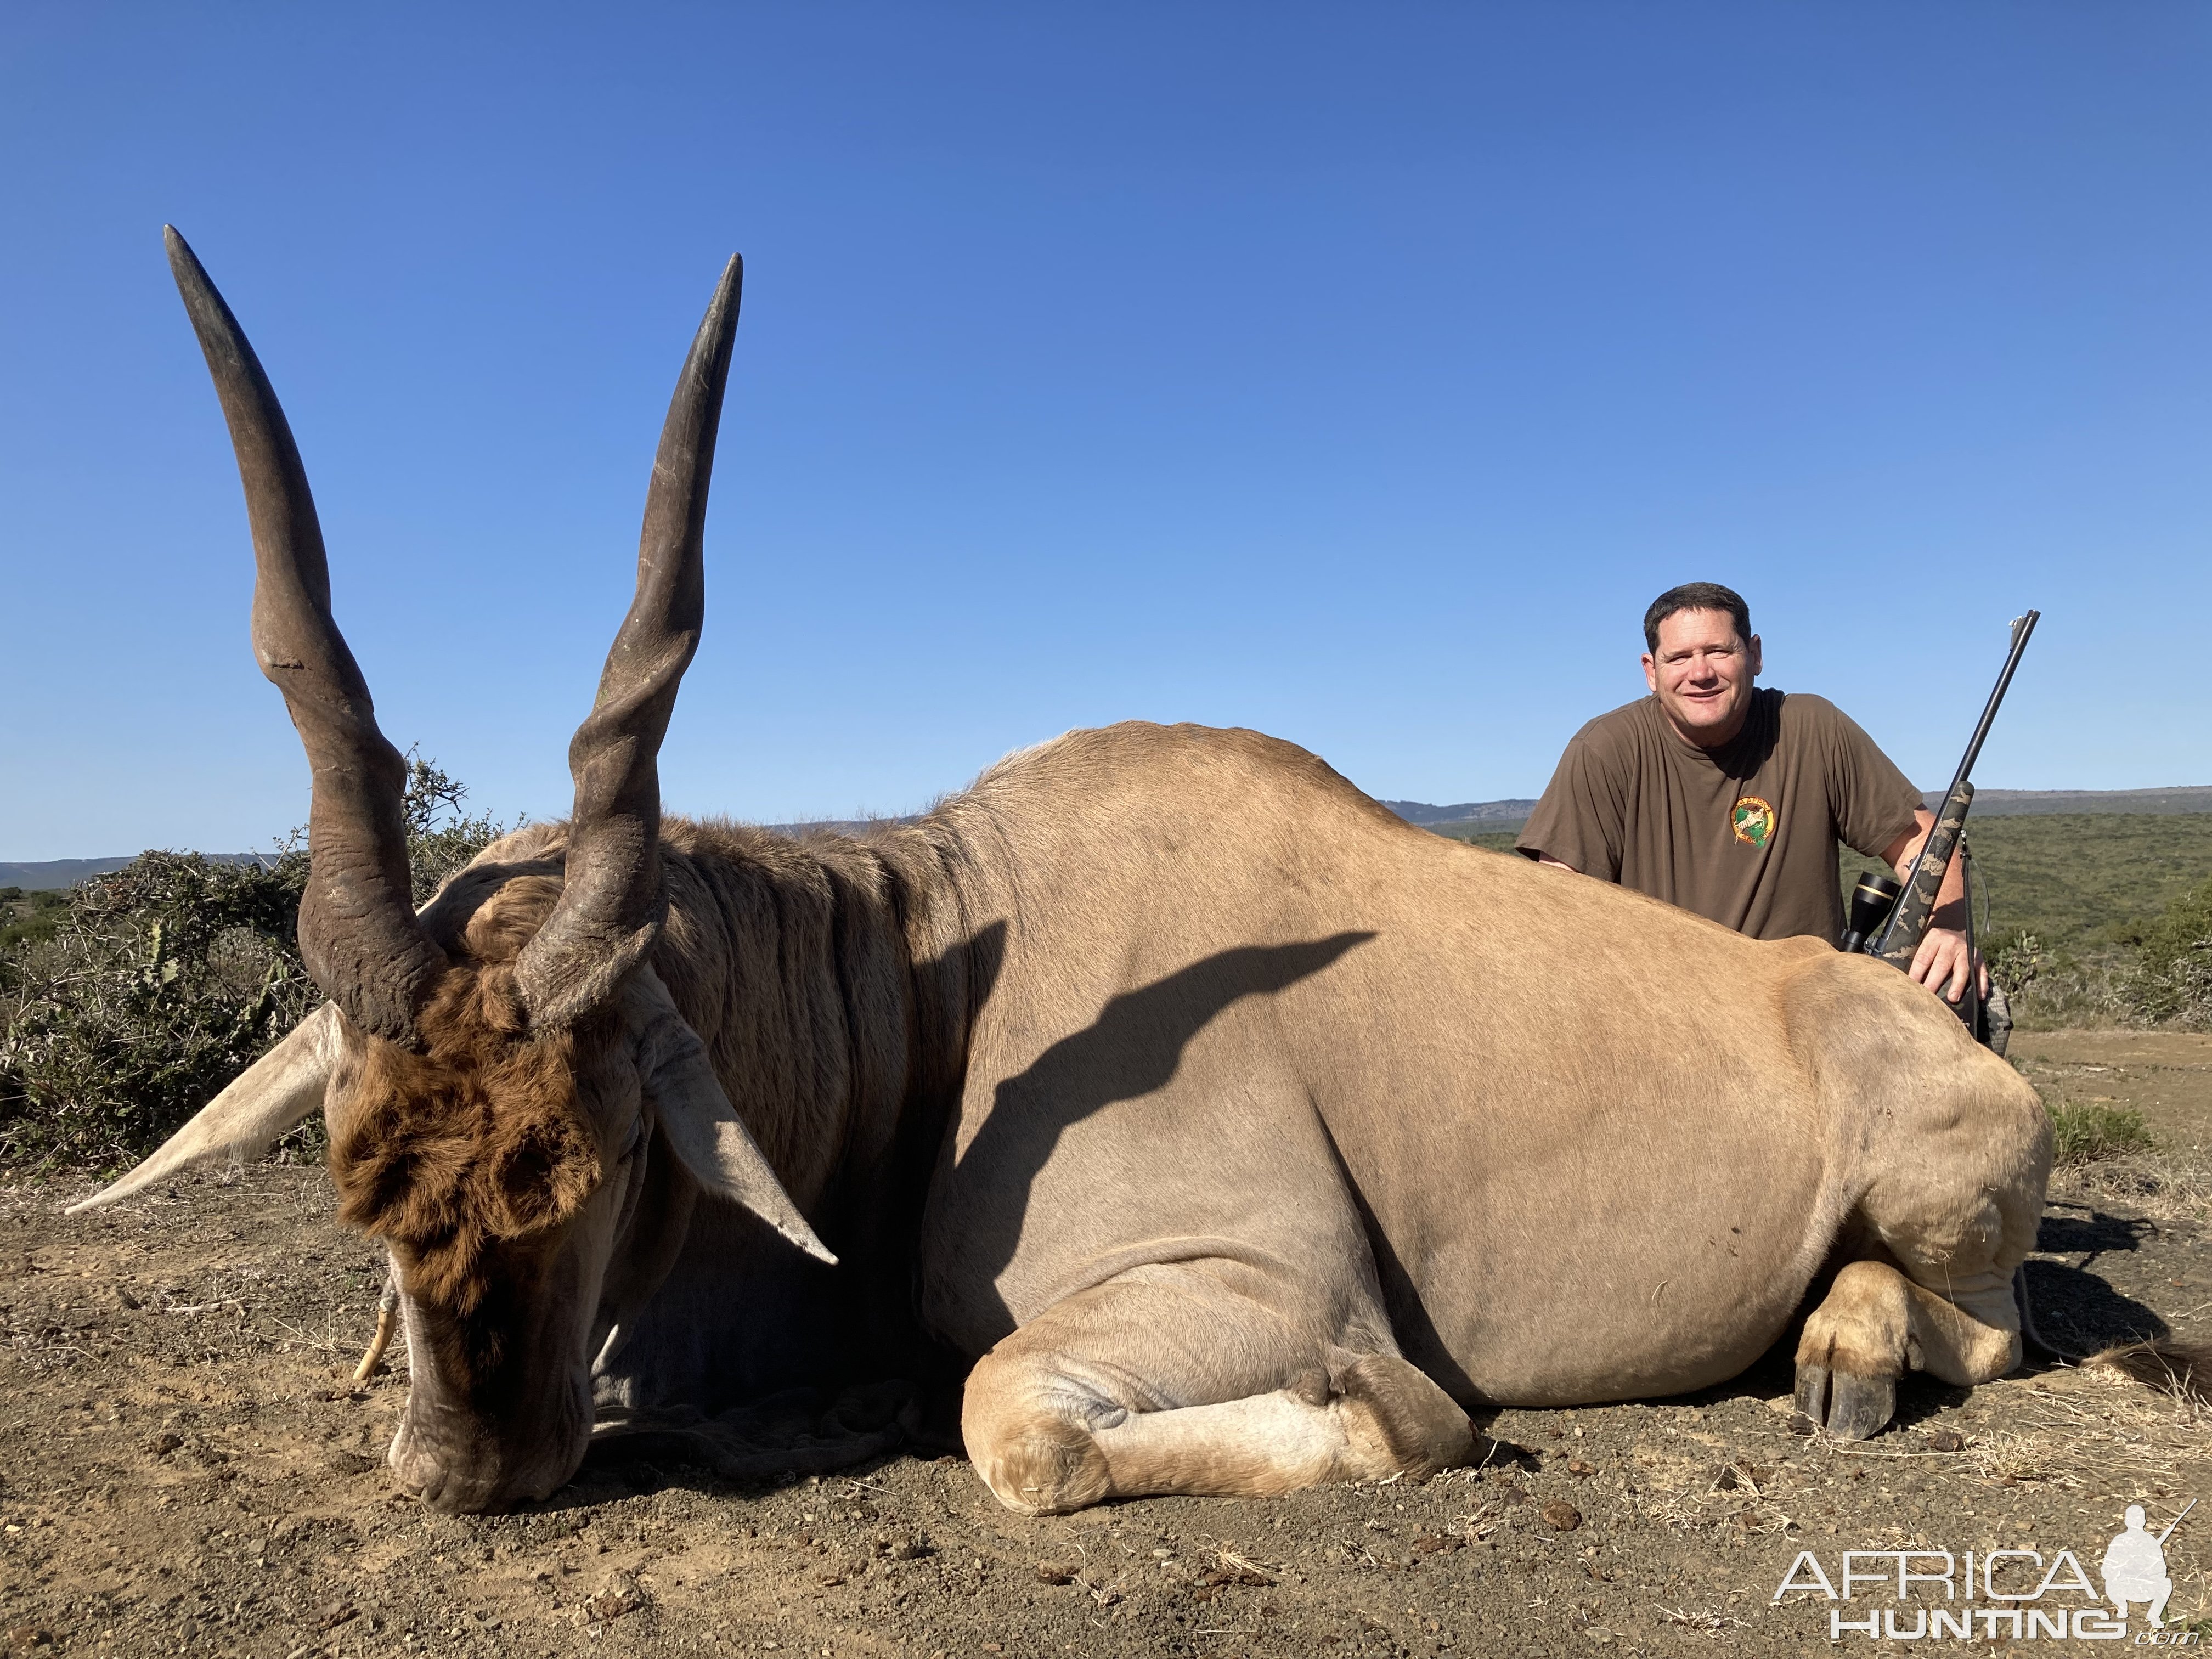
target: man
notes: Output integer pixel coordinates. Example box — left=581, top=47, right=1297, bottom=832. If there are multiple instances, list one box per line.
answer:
left=1515, top=582, right=1981, bottom=1002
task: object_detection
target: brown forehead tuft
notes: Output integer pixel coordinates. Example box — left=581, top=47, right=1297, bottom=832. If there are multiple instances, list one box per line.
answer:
left=328, top=933, right=609, bottom=1310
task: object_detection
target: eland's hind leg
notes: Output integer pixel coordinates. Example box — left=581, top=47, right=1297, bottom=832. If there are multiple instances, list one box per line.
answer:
left=961, top=1268, right=1474, bottom=1515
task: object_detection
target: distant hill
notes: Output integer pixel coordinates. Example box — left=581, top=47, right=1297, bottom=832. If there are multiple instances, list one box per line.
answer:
left=0, top=853, right=275, bottom=893
left=1376, top=799, right=1538, bottom=827
left=1923, top=786, right=2212, bottom=817
left=1390, top=785, right=2212, bottom=844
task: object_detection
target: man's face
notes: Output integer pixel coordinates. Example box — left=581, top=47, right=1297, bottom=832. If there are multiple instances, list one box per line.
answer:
left=1641, top=607, right=1762, bottom=747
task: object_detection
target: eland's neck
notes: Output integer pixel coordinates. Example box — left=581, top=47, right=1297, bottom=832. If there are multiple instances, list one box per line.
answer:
left=650, top=815, right=1001, bottom=1249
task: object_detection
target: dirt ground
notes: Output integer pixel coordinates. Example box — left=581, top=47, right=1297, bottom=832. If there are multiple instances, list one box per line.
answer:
left=6, top=1031, right=2212, bottom=1658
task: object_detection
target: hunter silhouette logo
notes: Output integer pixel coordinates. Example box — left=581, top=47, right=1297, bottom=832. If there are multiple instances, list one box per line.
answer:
left=2104, top=1501, right=2191, bottom=1629
left=1731, top=795, right=1775, bottom=849
left=1773, top=1499, right=2196, bottom=1641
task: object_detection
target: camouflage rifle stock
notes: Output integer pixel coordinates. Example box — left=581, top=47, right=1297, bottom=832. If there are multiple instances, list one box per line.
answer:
left=1871, top=783, right=1973, bottom=972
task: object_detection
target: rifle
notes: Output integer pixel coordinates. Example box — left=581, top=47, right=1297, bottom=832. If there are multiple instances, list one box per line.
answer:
left=2158, top=1498, right=2196, bottom=1547
left=1848, top=611, right=2040, bottom=1041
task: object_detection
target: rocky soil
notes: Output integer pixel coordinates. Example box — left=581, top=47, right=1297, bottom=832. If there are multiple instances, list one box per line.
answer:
left=3, top=1031, right=2210, bottom=1659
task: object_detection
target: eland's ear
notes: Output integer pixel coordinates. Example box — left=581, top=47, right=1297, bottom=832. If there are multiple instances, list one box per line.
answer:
left=65, top=1002, right=343, bottom=1215
left=624, top=970, right=834, bottom=1265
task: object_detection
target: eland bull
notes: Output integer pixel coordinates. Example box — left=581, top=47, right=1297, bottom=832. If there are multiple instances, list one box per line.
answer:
left=77, top=230, right=2053, bottom=1516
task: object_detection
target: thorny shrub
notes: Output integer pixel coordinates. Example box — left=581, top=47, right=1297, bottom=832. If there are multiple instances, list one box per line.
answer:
left=2125, top=876, right=2212, bottom=1030
left=0, top=756, right=506, bottom=1173
left=1983, top=927, right=2049, bottom=1001
left=1958, top=925, right=2137, bottom=1032
left=397, top=751, right=510, bottom=906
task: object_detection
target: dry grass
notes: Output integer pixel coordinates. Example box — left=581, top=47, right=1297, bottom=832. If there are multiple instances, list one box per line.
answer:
left=1961, top=1426, right=2077, bottom=1488
left=2088, top=1338, right=2212, bottom=1401
left=2050, top=1152, right=2212, bottom=1224
left=1652, top=1605, right=1751, bottom=1634
left=1629, top=1445, right=1801, bottom=1537
left=1958, top=1365, right=2212, bottom=1498
left=1209, top=1546, right=1282, bottom=1584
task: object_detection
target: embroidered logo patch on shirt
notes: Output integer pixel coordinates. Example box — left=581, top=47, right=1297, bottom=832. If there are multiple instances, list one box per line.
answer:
left=1731, top=794, right=1776, bottom=849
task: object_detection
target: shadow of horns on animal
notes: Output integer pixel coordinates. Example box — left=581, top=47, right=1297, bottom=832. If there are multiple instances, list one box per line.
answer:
left=81, top=232, right=2064, bottom=1516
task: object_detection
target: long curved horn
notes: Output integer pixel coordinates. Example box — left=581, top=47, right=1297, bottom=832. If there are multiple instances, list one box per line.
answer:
left=515, top=255, right=743, bottom=1028
left=166, top=228, right=444, bottom=1046
left=64, top=1004, right=342, bottom=1214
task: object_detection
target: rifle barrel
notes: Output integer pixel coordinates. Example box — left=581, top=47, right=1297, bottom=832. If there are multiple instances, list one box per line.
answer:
left=1945, top=610, right=2040, bottom=799
left=2157, top=1497, right=2196, bottom=1545
left=1861, top=610, right=2039, bottom=975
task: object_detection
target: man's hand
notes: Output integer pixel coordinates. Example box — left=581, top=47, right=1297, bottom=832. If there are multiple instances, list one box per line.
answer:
left=1884, top=811, right=1991, bottom=1006
left=1908, top=925, right=1990, bottom=1004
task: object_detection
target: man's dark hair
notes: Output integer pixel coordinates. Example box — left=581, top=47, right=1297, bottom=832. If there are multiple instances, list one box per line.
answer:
left=1644, top=582, right=1751, bottom=652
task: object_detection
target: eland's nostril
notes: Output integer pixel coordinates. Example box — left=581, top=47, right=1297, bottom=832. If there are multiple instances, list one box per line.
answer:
left=386, top=1366, right=592, bottom=1513
left=424, top=1477, right=478, bottom=1514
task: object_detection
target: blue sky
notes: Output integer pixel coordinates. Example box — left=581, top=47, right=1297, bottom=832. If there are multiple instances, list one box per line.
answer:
left=3, top=4, right=2207, bottom=859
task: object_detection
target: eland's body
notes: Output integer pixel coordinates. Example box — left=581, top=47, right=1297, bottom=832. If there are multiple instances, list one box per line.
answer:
left=83, top=235, right=2050, bottom=1515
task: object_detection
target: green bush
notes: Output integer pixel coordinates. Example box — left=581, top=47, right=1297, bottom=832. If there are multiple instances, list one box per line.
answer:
left=0, top=758, right=506, bottom=1173
left=1983, top=927, right=2049, bottom=998
left=0, top=888, right=70, bottom=953
left=2046, top=1099, right=2155, bottom=1167
left=2125, top=877, right=2212, bottom=1029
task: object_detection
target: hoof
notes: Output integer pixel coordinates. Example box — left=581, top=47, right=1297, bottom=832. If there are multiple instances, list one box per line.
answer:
left=1338, top=1353, right=1477, bottom=1477
left=1795, top=1363, right=1897, bottom=1440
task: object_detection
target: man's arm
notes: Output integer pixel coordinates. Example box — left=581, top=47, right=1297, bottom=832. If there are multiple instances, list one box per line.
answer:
left=1514, top=723, right=1626, bottom=882
left=1880, top=810, right=1989, bottom=1003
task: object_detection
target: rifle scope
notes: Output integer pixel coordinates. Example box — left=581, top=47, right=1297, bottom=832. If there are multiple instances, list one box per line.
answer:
left=1838, top=870, right=1904, bottom=957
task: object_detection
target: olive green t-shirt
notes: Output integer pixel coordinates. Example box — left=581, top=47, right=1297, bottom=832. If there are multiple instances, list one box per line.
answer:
left=1514, top=689, right=1923, bottom=944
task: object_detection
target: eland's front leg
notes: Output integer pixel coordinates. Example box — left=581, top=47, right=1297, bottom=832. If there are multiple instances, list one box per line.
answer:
left=960, top=1269, right=1474, bottom=1515
left=1795, top=1257, right=2025, bottom=1437
left=1796, top=1142, right=2041, bottom=1438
